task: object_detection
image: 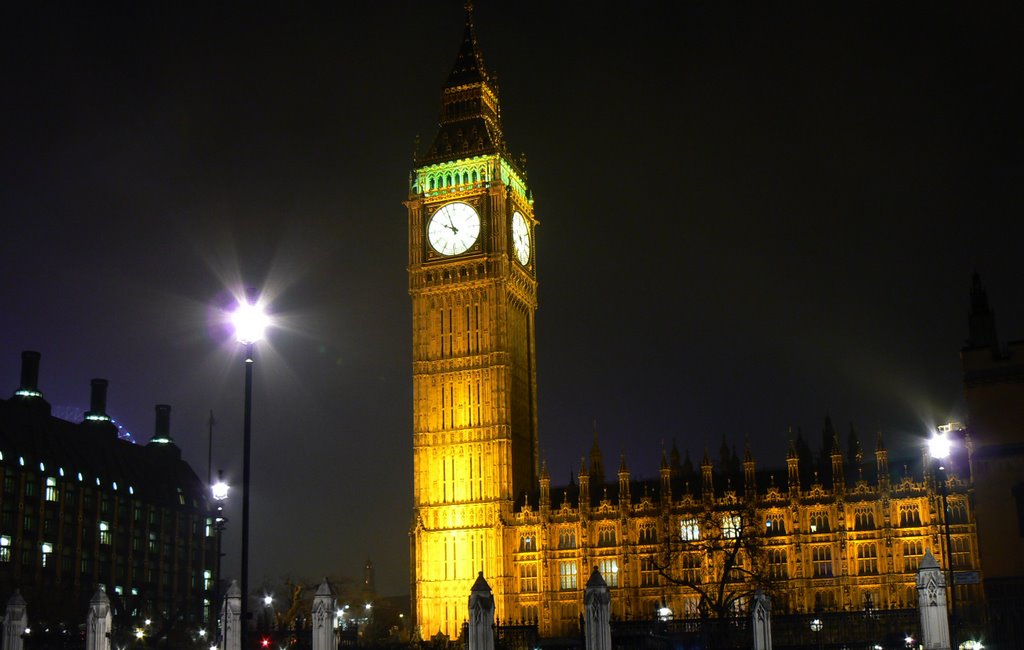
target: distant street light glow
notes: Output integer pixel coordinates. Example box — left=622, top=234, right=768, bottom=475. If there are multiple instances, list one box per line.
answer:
left=212, top=480, right=229, bottom=501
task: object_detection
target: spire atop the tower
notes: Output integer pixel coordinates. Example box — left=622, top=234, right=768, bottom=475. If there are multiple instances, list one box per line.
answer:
left=446, top=1, right=489, bottom=88
left=419, top=3, right=510, bottom=168
left=967, top=272, right=998, bottom=348
left=590, top=423, right=604, bottom=481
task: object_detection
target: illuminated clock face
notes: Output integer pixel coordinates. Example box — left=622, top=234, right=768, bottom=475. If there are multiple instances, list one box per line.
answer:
left=511, top=211, right=530, bottom=265
left=427, top=202, right=481, bottom=256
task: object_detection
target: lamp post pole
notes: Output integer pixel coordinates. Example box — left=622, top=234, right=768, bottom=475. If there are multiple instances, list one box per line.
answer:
left=212, top=474, right=229, bottom=647
left=937, top=462, right=957, bottom=650
left=230, top=290, right=268, bottom=650
left=241, top=340, right=254, bottom=650
left=929, top=431, right=957, bottom=650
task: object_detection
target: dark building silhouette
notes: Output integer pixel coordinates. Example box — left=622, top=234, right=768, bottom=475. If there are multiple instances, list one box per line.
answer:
left=0, top=351, right=215, bottom=639
left=961, top=274, right=1024, bottom=647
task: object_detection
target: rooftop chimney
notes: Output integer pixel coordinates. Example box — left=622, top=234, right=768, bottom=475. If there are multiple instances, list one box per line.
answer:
left=151, top=404, right=174, bottom=444
left=84, top=379, right=111, bottom=422
left=15, top=351, right=43, bottom=398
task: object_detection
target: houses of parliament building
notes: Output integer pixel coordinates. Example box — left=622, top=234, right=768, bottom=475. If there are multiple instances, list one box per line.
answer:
left=405, top=5, right=985, bottom=640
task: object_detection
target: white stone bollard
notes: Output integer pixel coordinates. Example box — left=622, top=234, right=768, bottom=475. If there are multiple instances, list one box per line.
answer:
left=86, top=587, right=111, bottom=650
left=583, top=567, right=612, bottom=650
left=917, top=549, right=951, bottom=650
left=222, top=580, right=242, bottom=650
left=751, top=589, right=772, bottom=650
left=311, top=579, right=336, bottom=650
left=2, top=589, right=27, bottom=650
left=467, top=572, right=495, bottom=650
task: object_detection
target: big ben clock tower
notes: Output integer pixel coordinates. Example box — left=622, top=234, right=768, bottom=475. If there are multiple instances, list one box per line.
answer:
left=406, top=3, right=538, bottom=638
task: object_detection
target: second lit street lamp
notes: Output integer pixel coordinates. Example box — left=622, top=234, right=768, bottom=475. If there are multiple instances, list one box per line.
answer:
left=928, top=429, right=957, bottom=650
left=231, top=290, right=269, bottom=650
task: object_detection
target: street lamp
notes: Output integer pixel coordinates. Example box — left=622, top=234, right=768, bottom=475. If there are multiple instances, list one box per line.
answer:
left=231, top=290, right=269, bottom=650
left=212, top=473, right=229, bottom=644
left=809, top=617, right=823, bottom=650
left=928, top=430, right=957, bottom=650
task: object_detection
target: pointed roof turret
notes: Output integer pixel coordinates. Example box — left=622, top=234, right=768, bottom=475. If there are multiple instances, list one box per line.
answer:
left=446, top=2, right=488, bottom=88
left=419, top=1, right=513, bottom=169
left=590, top=424, right=604, bottom=481
left=681, top=448, right=694, bottom=475
left=967, top=272, right=998, bottom=348
left=848, top=423, right=863, bottom=463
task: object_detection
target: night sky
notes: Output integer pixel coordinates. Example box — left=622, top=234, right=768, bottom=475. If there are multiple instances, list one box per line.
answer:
left=2, top=2, right=1022, bottom=597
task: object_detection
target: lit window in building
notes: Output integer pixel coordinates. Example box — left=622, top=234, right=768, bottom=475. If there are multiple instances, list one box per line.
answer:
left=902, top=540, right=924, bottom=572
left=148, top=532, right=157, bottom=553
left=951, top=537, right=972, bottom=569
left=204, top=570, right=213, bottom=590
left=856, top=543, right=878, bottom=575
left=0, top=536, right=10, bottom=562
left=680, top=518, right=700, bottom=541
left=681, top=553, right=701, bottom=583
left=947, top=500, right=968, bottom=525
left=768, top=549, right=787, bottom=579
left=45, top=477, right=58, bottom=502
left=854, top=508, right=875, bottom=530
left=519, top=534, right=535, bottom=552
left=640, top=556, right=659, bottom=586
left=598, top=558, right=619, bottom=586
left=809, top=512, right=830, bottom=533
left=721, top=514, right=741, bottom=539
left=41, top=542, right=53, bottom=567
left=899, top=504, right=922, bottom=527
left=558, top=529, right=576, bottom=549
left=206, top=518, right=213, bottom=538
left=518, top=564, right=538, bottom=592
left=812, top=545, right=833, bottom=577
left=765, top=513, right=786, bottom=535
left=99, top=521, right=111, bottom=545
left=638, top=523, right=657, bottom=544
left=558, top=561, right=577, bottom=590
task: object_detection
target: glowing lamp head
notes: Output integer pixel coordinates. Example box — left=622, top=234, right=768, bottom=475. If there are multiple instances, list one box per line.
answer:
left=232, top=299, right=269, bottom=345
left=212, top=480, right=229, bottom=501
left=263, top=595, right=273, bottom=606
left=928, top=431, right=952, bottom=461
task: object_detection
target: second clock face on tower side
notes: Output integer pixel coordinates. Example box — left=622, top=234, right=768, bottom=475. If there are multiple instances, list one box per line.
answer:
left=427, top=202, right=481, bottom=256
left=511, top=211, right=530, bottom=266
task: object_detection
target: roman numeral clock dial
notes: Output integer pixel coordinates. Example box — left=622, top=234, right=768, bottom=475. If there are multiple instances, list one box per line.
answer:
left=511, top=210, right=531, bottom=265
left=427, top=202, right=480, bottom=256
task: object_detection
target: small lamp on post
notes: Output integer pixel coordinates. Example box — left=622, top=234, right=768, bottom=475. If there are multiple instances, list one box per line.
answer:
left=928, top=430, right=957, bottom=650
left=211, top=473, right=229, bottom=644
left=810, top=617, right=823, bottom=650
left=231, top=289, right=269, bottom=650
